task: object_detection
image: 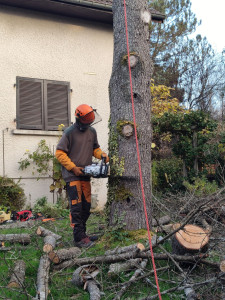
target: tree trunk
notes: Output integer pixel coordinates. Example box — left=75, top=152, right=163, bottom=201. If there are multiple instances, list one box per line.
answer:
left=108, top=0, right=152, bottom=230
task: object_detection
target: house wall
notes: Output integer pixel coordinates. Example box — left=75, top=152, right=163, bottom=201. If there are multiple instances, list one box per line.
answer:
left=0, top=5, right=113, bottom=209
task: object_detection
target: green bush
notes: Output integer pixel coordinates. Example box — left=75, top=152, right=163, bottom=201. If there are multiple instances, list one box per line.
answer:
left=183, top=176, right=218, bottom=196
left=32, top=196, right=68, bottom=218
left=152, top=158, right=183, bottom=192
left=0, top=177, right=26, bottom=211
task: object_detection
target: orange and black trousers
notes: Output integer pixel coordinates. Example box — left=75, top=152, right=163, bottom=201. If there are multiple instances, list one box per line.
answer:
left=66, top=181, right=91, bottom=242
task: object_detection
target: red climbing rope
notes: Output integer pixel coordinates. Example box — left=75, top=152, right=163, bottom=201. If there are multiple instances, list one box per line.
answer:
left=122, top=1, right=162, bottom=299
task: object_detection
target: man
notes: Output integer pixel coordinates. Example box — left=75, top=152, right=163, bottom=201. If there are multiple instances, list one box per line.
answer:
left=55, top=104, right=109, bottom=248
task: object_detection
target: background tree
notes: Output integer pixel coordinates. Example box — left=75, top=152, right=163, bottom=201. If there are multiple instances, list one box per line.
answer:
left=107, top=0, right=152, bottom=230
left=149, top=0, right=225, bottom=111
left=149, top=0, right=198, bottom=101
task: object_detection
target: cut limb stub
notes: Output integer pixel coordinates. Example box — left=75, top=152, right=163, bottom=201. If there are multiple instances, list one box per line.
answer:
left=220, top=260, right=225, bottom=273
left=122, top=124, right=134, bottom=138
left=172, top=224, right=209, bottom=255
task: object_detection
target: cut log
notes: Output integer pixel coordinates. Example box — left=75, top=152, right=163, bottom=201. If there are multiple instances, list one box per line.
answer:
left=35, top=255, right=50, bottom=300
left=49, top=247, right=81, bottom=264
left=85, top=280, right=101, bottom=300
left=105, top=243, right=145, bottom=256
left=108, top=258, right=142, bottom=276
left=0, top=234, right=31, bottom=245
left=172, top=224, right=209, bottom=255
left=0, top=220, right=35, bottom=230
left=152, top=215, right=171, bottom=227
left=43, top=235, right=57, bottom=253
left=36, top=226, right=61, bottom=240
left=7, top=260, right=26, bottom=288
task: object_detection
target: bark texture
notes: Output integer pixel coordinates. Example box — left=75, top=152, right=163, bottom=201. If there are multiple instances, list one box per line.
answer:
left=48, top=247, right=81, bottom=264
left=0, top=234, right=31, bottom=245
left=7, top=260, right=26, bottom=288
left=108, top=0, right=152, bottom=230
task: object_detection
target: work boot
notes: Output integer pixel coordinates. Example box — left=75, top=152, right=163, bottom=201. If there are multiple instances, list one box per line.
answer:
left=75, top=237, right=94, bottom=248
left=88, top=235, right=99, bottom=242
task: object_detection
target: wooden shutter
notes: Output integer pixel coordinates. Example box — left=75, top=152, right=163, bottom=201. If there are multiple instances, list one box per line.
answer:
left=17, top=77, right=43, bottom=130
left=45, top=80, right=71, bottom=131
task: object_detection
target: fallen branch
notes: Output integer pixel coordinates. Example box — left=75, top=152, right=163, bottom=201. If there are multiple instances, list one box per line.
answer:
left=108, top=258, right=142, bottom=277
left=53, top=249, right=219, bottom=271
left=113, top=259, right=148, bottom=300
left=35, top=255, right=50, bottom=300
left=105, top=243, right=145, bottom=256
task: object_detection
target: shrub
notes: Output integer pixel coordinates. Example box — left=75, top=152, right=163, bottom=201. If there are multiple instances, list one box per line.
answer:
left=0, top=177, right=26, bottom=211
left=152, top=158, right=183, bottom=192
left=183, top=176, right=218, bottom=196
left=32, top=196, right=68, bottom=218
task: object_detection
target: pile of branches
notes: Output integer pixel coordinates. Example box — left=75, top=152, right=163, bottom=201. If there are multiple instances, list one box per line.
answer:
left=0, top=189, right=225, bottom=299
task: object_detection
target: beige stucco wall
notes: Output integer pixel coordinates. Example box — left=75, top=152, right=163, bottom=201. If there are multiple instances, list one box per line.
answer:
left=0, top=5, right=113, bottom=209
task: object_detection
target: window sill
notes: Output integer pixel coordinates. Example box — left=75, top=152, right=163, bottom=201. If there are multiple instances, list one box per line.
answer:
left=12, top=129, right=62, bottom=136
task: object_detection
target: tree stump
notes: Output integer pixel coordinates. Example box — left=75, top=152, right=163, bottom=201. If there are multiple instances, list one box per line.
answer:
left=7, top=260, right=26, bottom=288
left=172, top=224, right=209, bottom=256
left=48, top=247, right=81, bottom=264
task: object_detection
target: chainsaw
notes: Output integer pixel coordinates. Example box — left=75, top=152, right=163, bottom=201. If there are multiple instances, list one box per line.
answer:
left=82, top=157, right=109, bottom=178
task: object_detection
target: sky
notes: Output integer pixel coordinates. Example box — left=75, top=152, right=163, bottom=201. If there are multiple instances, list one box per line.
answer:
left=190, top=0, right=225, bottom=53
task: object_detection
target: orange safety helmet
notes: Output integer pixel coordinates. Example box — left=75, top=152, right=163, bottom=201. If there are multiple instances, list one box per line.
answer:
left=75, top=104, right=95, bottom=124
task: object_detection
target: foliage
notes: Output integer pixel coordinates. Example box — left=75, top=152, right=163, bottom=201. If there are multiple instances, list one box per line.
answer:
left=32, top=196, right=68, bottom=218
left=152, top=158, right=183, bottom=191
left=18, top=128, right=66, bottom=194
left=151, top=80, right=186, bottom=117
left=153, top=110, right=218, bottom=178
left=183, top=176, right=218, bottom=196
left=149, top=0, right=198, bottom=101
left=0, top=177, right=26, bottom=211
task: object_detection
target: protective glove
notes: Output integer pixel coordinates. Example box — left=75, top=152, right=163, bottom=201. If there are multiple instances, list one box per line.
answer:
left=101, top=153, right=109, bottom=163
left=71, top=166, right=84, bottom=176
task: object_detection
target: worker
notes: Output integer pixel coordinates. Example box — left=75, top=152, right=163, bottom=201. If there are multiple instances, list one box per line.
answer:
left=55, top=104, right=109, bottom=248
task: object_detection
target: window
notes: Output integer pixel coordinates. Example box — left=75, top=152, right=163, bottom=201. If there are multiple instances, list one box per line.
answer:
left=16, top=77, right=71, bottom=131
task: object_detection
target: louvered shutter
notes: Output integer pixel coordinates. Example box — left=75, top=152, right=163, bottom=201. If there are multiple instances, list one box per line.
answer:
left=17, top=77, right=43, bottom=130
left=45, top=80, right=71, bottom=131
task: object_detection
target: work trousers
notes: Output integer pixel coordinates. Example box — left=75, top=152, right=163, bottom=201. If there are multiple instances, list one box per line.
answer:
left=66, top=181, right=91, bottom=242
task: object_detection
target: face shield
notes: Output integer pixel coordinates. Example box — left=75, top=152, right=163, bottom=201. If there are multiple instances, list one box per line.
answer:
left=76, top=109, right=102, bottom=131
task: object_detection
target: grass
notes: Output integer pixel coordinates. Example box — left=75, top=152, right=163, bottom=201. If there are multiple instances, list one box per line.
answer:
left=0, top=212, right=220, bottom=299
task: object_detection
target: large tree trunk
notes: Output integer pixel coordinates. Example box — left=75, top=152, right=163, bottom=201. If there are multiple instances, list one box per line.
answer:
left=108, top=0, right=152, bottom=230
